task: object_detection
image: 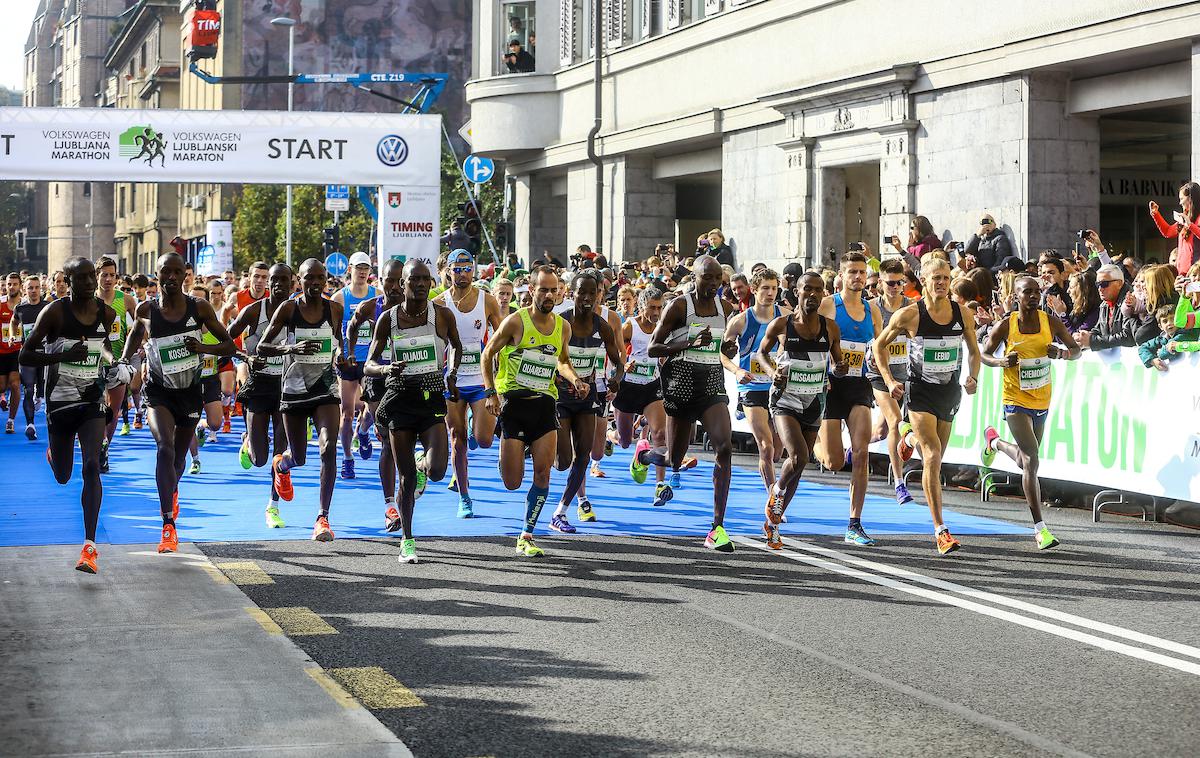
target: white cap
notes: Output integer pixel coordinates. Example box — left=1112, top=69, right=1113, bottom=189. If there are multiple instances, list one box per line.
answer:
left=348, top=251, right=373, bottom=269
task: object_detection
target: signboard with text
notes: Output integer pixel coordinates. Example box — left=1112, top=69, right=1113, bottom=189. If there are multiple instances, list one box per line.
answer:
left=376, top=186, right=440, bottom=270
left=196, top=220, right=233, bottom=277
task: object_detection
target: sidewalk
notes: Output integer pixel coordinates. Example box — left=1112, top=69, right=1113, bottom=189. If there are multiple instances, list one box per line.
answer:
left=0, top=543, right=412, bottom=757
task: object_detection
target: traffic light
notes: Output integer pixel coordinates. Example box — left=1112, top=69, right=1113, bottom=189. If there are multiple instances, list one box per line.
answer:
left=14, top=228, right=26, bottom=252
left=323, top=226, right=340, bottom=257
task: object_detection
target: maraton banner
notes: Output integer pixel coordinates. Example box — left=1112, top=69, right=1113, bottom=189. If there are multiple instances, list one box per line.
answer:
left=728, top=349, right=1200, bottom=502
left=0, top=107, right=441, bottom=187
left=376, top=186, right=440, bottom=270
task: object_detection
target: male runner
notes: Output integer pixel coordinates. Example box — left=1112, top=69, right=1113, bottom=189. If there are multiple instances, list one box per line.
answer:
left=259, top=259, right=346, bottom=542
left=223, top=261, right=269, bottom=424
left=20, top=257, right=126, bottom=573
left=187, top=283, right=227, bottom=474
left=0, top=273, right=23, bottom=433
left=434, top=249, right=502, bottom=518
left=96, top=256, right=137, bottom=469
left=332, top=252, right=377, bottom=479
left=578, top=268, right=625, bottom=483
left=865, top=257, right=916, bottom=504
left=347, top=259, right=403, bottom=530
left=15, top=275, right=49, bottom=439
left=757, top=271, right=846, bottom=548
left=980, top=276, right=1079, bottom=549
left=724, top=268, right=788, bottom=496
left=227, top=263, right=292, bottom=528
left=618, top=287, right=673, bottom=506
left=366, top=260, right=462, bottom=563
left=549, top=272, right=624, bottom=533
left=638, top=255, right=740, bottom=552
left=480, top=265, right=587, bottom=558
left=872, top=258, right=982, bottom=555
left=121, top=253, right=235, bottom=554
left=816, top=251, right=884, bottom=546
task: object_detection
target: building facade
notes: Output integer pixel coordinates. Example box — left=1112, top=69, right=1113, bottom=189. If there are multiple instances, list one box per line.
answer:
left=467, top=0, right=1200, bottom=270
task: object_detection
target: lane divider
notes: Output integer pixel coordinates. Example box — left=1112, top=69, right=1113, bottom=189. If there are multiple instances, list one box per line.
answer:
left=216, top=560, right=275, bottom=585
left=328, top=667, right=427, bottom=709
left=244, top=607, right=283, bottom=635
left=264, top=606, right=339, bottom=636
left=735, top=536, right=1200, bottom=678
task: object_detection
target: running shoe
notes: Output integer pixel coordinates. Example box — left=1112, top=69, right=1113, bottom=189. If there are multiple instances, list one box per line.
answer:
left=844, top=523, right=877, bottom=546
left=895, top=482, right=914, bottom=506
left=576, top=498, right=597, bottom=523
left=705, top=526, right=734, bottom=552
left=515, top=535, right=544, bottom=557
left=630, top=439, right=650, bottom=484
left=447, top=475, right=459, bottom=493
left=265, top=506, right=286, bottom=529
left=414, top=450, right=428, bottom=500
left=189, top=458, right=201, bottom=475
left=119, top=421, right=130, bottom=436
left=844, top=448, right=853, bottom=469
left=157, top=523, right=178, bottom=553
left=681, top=456, right=698, bottom=470
left=25, top=423, right=36, bottom=440
left=1, top=395, right=7, bottom=412
left=221, top=416, right=231, bottom=434
left=312, top=516, right=335, bottom=542
left=357, top=427, right=373, bottom=460
left=670, top=471, right=681, bottom=489
left=550, top=514, right=576, bottom=534
left=1036, top=527, right=1060, bottom=551
left=398, top=539, right=419, bottom=564
left=340, top=458, right=355, bottom=480
left=653, top=482, right=674, bottom=507
left=239, top=438, right=252, bottom=470
left=100, top=442, right=109, bottom=474
left=467, top=426, right=478, bottom=450
left=306, top=419, right=313, bottom=441
left=196, top=426, right=206, bottom=448
left=272, top=454, right=294, bottom=501
left=765, top=488, right=782, bottom=524
left=133, top=415, right=143, bottom=430
left=384, top=505, right=402, bottom=532
left=457, top=495, right=474, bottom=519
left=981, top=426, right=999, bottom=467
left=75, top=544, right=99, bottom=574
left=936, top=529, right=960, bottom=555
left=172, top=490, right=179, bottom=521
left=4, top=419, right=12, bottom=434
left=351, top=435, right=359, bottom=452
left=605, top=438, right=614, bottom=457
left=590, top=461, right=605, bottom=478
left=763, top=521, right=783, bottom=550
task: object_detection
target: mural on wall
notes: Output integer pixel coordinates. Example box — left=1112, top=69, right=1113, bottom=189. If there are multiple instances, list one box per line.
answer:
left=241, top=0, right=471, bottom=128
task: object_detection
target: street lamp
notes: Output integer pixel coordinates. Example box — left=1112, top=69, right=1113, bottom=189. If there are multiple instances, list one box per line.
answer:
left=271, top=16, right=297, bottom=267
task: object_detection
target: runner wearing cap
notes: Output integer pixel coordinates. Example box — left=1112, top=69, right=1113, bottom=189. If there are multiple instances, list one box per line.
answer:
left=331, top=252, right=377, bottom=480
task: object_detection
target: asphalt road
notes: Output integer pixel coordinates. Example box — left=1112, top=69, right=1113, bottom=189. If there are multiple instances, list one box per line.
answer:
left=197, top=469, right=1200, bottom=758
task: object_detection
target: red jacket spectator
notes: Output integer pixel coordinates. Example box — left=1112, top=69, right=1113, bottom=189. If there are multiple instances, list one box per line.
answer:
left=1149, top=184, right=1200, bottom=276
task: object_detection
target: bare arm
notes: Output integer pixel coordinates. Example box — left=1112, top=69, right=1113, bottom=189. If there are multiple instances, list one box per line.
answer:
left=481, top=311, right=522, bottom=392
left=257, top=301, right=296, bottom=357
left=598, top=317, right=625, bottom=387
left=437, top=302, right=463, bottom=402
left=871, top=306, right=917, bottom=395
left=1048, top=314, right=1081, bottom=360
left=647, top=298, right=693, bottom=359
left=119, top=301, right=152, bottom=364
left=556, top=319, right=585, bottom=388
left=961, top=308, right=981, bottom=394
left=980, top=316, right=1013, bottom=368
left=756, top=316, right=787, bottom=383
left=19, top=301, right=77, bottom=368
left=363, top=310, right=394, bottom=379
left=226, top=300, right=260, bottom=342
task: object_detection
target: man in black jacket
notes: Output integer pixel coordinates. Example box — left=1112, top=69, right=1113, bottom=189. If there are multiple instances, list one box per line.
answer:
left=967, top=214, right=1014, bottom=271
left=504, top=41, right=535, bottom=73
left=1075, top=264, right=1135, bottom=351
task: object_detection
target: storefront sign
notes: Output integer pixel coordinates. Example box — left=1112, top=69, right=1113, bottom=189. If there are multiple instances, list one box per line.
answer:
left=196, top=220, right=233, bottom=276
left=1099, top=171, right=1189, bottom=203
left=376, top=187, right=440, bottom=269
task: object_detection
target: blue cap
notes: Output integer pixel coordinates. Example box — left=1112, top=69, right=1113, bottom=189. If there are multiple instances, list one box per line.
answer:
left=449, top=249, right=474, bottom=264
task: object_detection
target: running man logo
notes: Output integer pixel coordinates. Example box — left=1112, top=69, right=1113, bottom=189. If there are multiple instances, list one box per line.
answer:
left=388, top=192, right=402, bottom=208
left=119, top=125, right=167, bottom=167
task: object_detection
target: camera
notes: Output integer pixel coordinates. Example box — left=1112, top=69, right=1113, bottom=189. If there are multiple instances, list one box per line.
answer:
left=954, top=242, right=965, bottom=254
left=1076, top=229, right=1093, bottom=240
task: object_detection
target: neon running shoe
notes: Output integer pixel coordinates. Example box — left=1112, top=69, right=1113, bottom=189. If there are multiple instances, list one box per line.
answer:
left=576, top=498, right=597, bottom=523
left=189, top=458, right=201, bottom=475
left=898, top=421, right=915, bottom=461
left=133, top=415, right=143, bottom=430
left=550, top=514, right=576, bottom=534
left=515, top=535, right=544, bottom=557
left=845, top=523, right=876, bottom=546
left=936, top=529, right=960, bottom=555
left=25, top=423, right=36, bottom=440
left=195, top=427, right=206, bottom=448
left=765, top=489, right=783, bottom=524
left=467, top=426, right=478, bottom=450
left=982, top=426, right=999, bottom=467
left=447, top=475, right=459, bottom=493
left=1036, top=527, right=1060, bottom=551
left=590, top=461, right=605, bottom=478
left=414, top=450, right=428, bottom=500
left=457, top=495, right=474, bottom=519
left=357, top=427, right=373, bottom=460
left=895, top=482, right=914, bottom=505
left=307, top=419, right=313, bottom=441
left=157, top=523, right=178, bottom=554
left=75, top=544, right=99, bottom=573
left=239, top=438, right=253, bottom=470
left=172, top=490, right=179, bottom=521
left=705, top=526, right=734, bottom=553
left=340, top=458, right=355, bottom=480
left=384, top=505, right=402, bottom=532
left=670, top=471, right=681, bottom=489
left=272, top=454, right=294, bottom=501
left=265, top=506, right=286, bottom=529
left=763, top=521, right=783, bottom=550
left=652, top=482, right=674, bottom=507
left=221, top=415, right=231, bottom=434
left=630, top=439, right=650, bottom=484
left=119, top=421, right=130, bottom=436
left=312, top=515, right=335, bottom=542
left=398, top=539, right=419, bottom=564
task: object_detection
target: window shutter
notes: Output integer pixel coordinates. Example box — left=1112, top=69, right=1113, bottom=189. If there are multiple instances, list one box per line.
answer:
left=666, top=0, right=684, bottom=29
left=640, top=0, right=655, bottom=38
left=704, top=0, right=722, bottom=16
left=605, top=0, right=627, bottom=49
left=560, top=0, right=576, bottom=65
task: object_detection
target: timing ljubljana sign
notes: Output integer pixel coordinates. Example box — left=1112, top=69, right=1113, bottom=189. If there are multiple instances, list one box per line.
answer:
left=377, top=187, right=440, bottom=270
left=0, top=106, right=441, bottom=187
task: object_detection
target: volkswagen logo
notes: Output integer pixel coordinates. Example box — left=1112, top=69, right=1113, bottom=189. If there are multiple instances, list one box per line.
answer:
left=376, top=135, right=409, bottom=167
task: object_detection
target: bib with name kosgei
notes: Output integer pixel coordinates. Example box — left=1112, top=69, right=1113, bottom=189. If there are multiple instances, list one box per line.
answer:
left=157, top=332, right=201, bottom=376
left=1018, top=356, right=1051, bottom=391
left=684, top=324, right=721, bottom=365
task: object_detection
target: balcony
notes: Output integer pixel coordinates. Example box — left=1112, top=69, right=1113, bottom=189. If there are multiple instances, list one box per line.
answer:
left=463, top=73, right=560, bottom=157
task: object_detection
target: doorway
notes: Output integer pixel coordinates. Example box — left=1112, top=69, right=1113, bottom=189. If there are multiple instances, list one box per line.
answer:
left=819, top=161, right=880, bottom=264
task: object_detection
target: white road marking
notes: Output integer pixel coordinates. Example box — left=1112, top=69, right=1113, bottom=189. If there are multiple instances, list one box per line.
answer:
left=735, top=536, right=1200, bottom=678
left=780, top=536, right=1200, bottom=662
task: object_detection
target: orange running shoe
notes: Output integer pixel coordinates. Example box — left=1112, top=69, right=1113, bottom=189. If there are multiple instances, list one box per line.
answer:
left=75, top=544, right=99, bottom=573
left=221, top=412, right=231, bottom=434
left=765, top=489, right=782, bottom=525
left=384, top=505, right=402, bottom=533
left=158, top=523, right=179, bottom=553
left=312, top=515, right=335, bottom=542
left=272, top=454, right=294, bottom=501
left=936, top=529, right=960, bottom=556
left=763, top=520, right=783, bottom=550
left=172, top=490, right=179, bottom=521
left=133, top=416, right=144, bottom=430
left=681, top=456, right=699, bottom=470
left=234, top=401, right=244, bottom=417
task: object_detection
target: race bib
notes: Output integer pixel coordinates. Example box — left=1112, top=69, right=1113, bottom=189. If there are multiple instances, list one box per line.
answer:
left=108, top=316, right=122, bottom=342
left=683, top=324, right=721, bottom=365
left=292, top=327, right=333, bottom=365
left=459, top=347, right=482, bottom=373
left=627, top=359, right=659, bottom=384
left=59, top=338, right=105, bottom=381
left=785, top=358, right=827, bottom=397
left=393, top=333, right=439, bottom=375
left=921, top=338, right=960, bottom=376
left=201, top=355, right=218, bottom=378
left=356, top=321, right=373, bottom=343
left=748, top=356, right=771, bottom=384
left=21, top=322, right=34, bottom=342
left=1018, top=356, right=1051, bottom=391
left=1, top=319, right=18, bottom=346
left=515, top=349, right=556, bottom=391
left=839, top=340, right=867, bottom=378
left=569, top=346, right=604, bottom=377
left=887, top=336, right=908, bottom=366
left=260, top=353, right=286, bottom=377
left=156, top=332, right=200, bottom=375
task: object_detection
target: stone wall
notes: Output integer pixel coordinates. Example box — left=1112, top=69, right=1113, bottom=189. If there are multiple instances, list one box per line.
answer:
left=721, top=123, right=787, bottom=272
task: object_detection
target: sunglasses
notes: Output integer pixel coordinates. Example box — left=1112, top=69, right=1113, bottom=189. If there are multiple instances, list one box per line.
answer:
left=451, top=266, right=474, bottom=274
left=884, top=280, right=904, bottom=288
left=1097, top=280, right=1119, bottom=288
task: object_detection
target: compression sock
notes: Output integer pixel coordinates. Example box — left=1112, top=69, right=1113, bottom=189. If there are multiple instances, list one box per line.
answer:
left=524, top=484, right=550, bottom=534
left=637, top=446, right=671, bottom=468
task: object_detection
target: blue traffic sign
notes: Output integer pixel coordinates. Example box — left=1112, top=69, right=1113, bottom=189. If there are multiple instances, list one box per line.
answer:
left=325, top=184, right=350, bottom=199
left=463, top=154, right=495, bottom=183
left=325, top=252, right=349, bottom=277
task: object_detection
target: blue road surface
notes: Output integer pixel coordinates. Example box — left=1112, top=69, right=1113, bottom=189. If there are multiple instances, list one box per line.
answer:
left=0, top=411, right=1024, bottom=546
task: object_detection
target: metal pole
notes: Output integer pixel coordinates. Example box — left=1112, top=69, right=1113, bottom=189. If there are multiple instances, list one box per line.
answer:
left=88, top=186, right=94, bottom=259
left=586, top=1, right=603, bottom=256
left=284, top=25, right=295, bottom=266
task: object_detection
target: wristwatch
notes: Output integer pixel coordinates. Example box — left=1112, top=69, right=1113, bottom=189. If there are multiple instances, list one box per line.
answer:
left=483, top=387, right=497, bottom=398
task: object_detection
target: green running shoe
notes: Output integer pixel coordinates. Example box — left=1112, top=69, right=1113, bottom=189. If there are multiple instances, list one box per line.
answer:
left=239, top=438, right=253, bottom=470
left=515, top=535, right=544, bottom=557
left=414, top=450, right=428, bottom=500
left=1036, top=527, right=1060, bottom=550
left=265, top=506, right=286, bottom=529
left=118, top=421, right=130, bottom=436
left=398, top=538, right=419, bottom=564
left=307, top=419, right=313, bottom=441
left=981, top=426, right=999, bottom=467
left=196, top=427, right=206, bottom=449
left=630, top=439, right=650, bottom=484
left=189, top=458, right=201, bottom=475
left=704, top=525, right=734, bottom=553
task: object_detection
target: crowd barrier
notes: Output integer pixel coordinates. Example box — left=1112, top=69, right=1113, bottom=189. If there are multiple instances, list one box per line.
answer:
left=726, top=349, right=1200, bottom=503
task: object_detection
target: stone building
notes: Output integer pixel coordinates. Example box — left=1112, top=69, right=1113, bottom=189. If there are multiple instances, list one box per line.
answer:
left=467, top=0, right=1200, bottom=270
left=19, top=0, right=59, bottom=272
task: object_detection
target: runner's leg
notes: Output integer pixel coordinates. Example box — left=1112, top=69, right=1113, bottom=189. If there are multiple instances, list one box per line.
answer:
left=746, top=405, right=776, bottom=492
left=873, top=390, right=905, bottom=484
left=447, top=399, right=471, bottom=494
left=147, top=406, right=180, bottom=522
left=469, top=397, right=497, bottom=448
left=996, top=412, right=1048, bottom=524
left=699, top=403, right=734, bottom=529
left=76, top=417, right=105, bottom=541
left=815, top=419, right=845, bottom=472
left=389, top=427, right=419, bottom=540
left=314, top=404, right=341, bottom=518
left=845, top=404, right=872, bottom=521
left=555, top=412, right=595, bottom=516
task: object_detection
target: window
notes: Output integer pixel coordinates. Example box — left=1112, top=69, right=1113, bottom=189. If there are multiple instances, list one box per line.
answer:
left=140, top=42, right=147, bottom=71
left=82, top=182, right=90, bottom=197
left=500, top=1, right=537, bottom=74
left=119, top=186, right=125, bottom=216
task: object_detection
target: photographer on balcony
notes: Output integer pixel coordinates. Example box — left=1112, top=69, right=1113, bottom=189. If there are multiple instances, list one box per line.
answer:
left=503, top=39, right=536, bottom=74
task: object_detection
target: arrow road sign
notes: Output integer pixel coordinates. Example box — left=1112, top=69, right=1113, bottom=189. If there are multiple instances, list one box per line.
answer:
left=462, top=154, right=495, bottom=184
